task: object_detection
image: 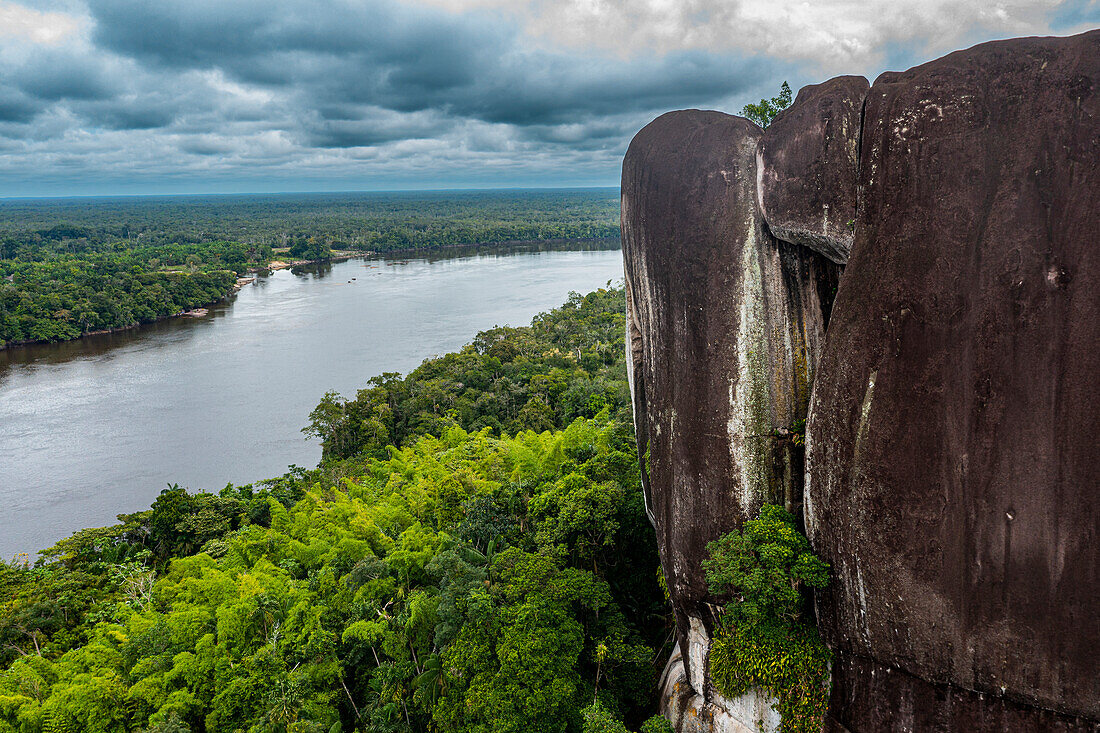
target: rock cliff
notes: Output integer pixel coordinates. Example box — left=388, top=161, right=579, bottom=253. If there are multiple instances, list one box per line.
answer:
left=622, top=29, right=1100, bottom=733
left=806, top=31, right=1100, bottom=731
left=622, top=100, right=849, bottom=732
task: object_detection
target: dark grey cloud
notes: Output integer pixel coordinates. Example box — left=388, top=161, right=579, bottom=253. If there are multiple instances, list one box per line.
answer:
left=82, top=101, right=176, bottom=130
left=90, top=0, right=402, bottom=66
left=13, top=47, right=118, bottom=101
left=178, top=136, right=236, bottom=156
left=520, top=120, right=628, bottom=147
left=0, top=86, right=43, bottom=123
left=87, top=0, right=499, bottom=89
left=3, top=0, right=1077, bottom=196
left=84, top=0, right=764, bottom=128
left=303, top=110, right=453, bottom=148
left=450, top=51, right=764, bottom=126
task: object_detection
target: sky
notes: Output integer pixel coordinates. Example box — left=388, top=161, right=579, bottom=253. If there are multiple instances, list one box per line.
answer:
left=0, top=0, right=1096, bottom=197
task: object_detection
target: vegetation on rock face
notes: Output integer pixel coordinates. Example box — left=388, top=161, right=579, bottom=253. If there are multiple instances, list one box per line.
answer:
left=636, top=716, right=674, bottom=733
left=0, top=288, right=674, bottom=733
left=741, top=82, right=793, bottom=129
left=703, top=504, right=831, bottom=733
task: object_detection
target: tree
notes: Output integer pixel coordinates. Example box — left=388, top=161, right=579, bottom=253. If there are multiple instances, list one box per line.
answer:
left=581, top=701, right=630, bottom=733
left=143, top=711, right=191, bottom=732
left=741, top=81, right=793, bottom=129
left=702, top=504, right=827, bottom=624
left=149, top=484, right=194, bottom=560
left=302, top=391, right=349, bottom=455
left=289, top=236, right=331, bottom=261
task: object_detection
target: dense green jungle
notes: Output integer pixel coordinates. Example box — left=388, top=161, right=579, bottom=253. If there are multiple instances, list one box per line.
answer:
left=0, top=190, right=619, bottom=346
left=0, top=286, right=677, bottom=733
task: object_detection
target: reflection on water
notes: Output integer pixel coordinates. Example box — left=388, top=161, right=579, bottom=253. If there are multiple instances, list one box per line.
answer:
left=0, top=244, right=623, bottom=558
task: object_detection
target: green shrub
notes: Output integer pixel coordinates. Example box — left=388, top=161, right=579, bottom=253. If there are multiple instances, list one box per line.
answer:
left=581, top=702, right=630, bottom=733
left=703, top=504, right=831, bottom=733
left=581, top=704, right=673, bottom=733
left=639, top=715, right=674, bottom=733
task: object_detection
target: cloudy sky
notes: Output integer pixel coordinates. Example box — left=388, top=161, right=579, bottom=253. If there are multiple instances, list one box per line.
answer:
left=0, top=0, right=1096, bottom=196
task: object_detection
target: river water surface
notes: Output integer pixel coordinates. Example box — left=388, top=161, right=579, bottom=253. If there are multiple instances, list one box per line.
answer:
left=0, top=246, right=623, bottom=559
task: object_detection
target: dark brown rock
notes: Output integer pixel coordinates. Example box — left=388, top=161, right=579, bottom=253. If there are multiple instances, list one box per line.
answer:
left=825, top=655, right=1100, bottom=733
left=806, top=30, right=1100, bottom=726
left=622, top=109, right=840, bottom=729
left=757, top=76, right=868, bottom=264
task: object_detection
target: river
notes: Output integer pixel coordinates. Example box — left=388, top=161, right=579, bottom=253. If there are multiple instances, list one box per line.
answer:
left=0, top=245, right=624, bottom=559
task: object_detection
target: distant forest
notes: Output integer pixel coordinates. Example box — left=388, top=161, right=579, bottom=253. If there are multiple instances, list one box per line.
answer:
left=0, top=189, right=620, bottom=346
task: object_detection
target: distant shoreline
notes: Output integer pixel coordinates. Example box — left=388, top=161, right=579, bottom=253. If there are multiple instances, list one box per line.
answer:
left=354, top=235, right=620, bottom=261
left=0, top=237, right=620, bottom=351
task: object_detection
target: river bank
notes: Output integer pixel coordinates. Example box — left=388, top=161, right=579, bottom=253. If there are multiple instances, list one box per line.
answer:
left=0, top=247, right=626, bottom=560
left=0, top=295, right=242, bottom=352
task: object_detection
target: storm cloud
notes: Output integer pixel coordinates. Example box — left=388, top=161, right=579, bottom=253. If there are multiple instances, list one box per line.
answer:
left=0, top=0, right=1095, bottom=195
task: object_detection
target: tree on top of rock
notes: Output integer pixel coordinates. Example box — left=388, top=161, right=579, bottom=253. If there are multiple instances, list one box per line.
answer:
left=742, top=81, right=792, bottom=128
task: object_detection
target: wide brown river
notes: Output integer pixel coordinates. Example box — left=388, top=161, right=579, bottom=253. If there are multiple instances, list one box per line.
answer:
left=0, top=245, right=623, bottom=559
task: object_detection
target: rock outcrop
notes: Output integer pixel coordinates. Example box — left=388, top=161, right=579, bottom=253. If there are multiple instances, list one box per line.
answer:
left=622, top=106, right=844, bottom=729
left=756, top=76, right=868, bottom=264
left=623, top=28, right=1100, bottom=733
left=806, top=31, right=1100, bottom=730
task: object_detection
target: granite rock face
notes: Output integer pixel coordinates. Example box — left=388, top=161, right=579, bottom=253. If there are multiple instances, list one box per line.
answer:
left=622, top=109, right=840, bottom=730
left=806, top=30, right=1100, bottom=729
left=625, top=28, right=1100, bottom=733
left=757, top=75, right=868, bottom=264
left=825, top=656, right=1100, bottom=733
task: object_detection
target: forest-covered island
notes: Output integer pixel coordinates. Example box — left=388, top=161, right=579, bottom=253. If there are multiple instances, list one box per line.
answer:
left=0, top=190, right=619, bottom=347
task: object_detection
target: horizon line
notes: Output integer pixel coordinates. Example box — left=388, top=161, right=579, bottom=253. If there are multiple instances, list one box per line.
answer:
left=0, top=185, right=622, bottom=203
